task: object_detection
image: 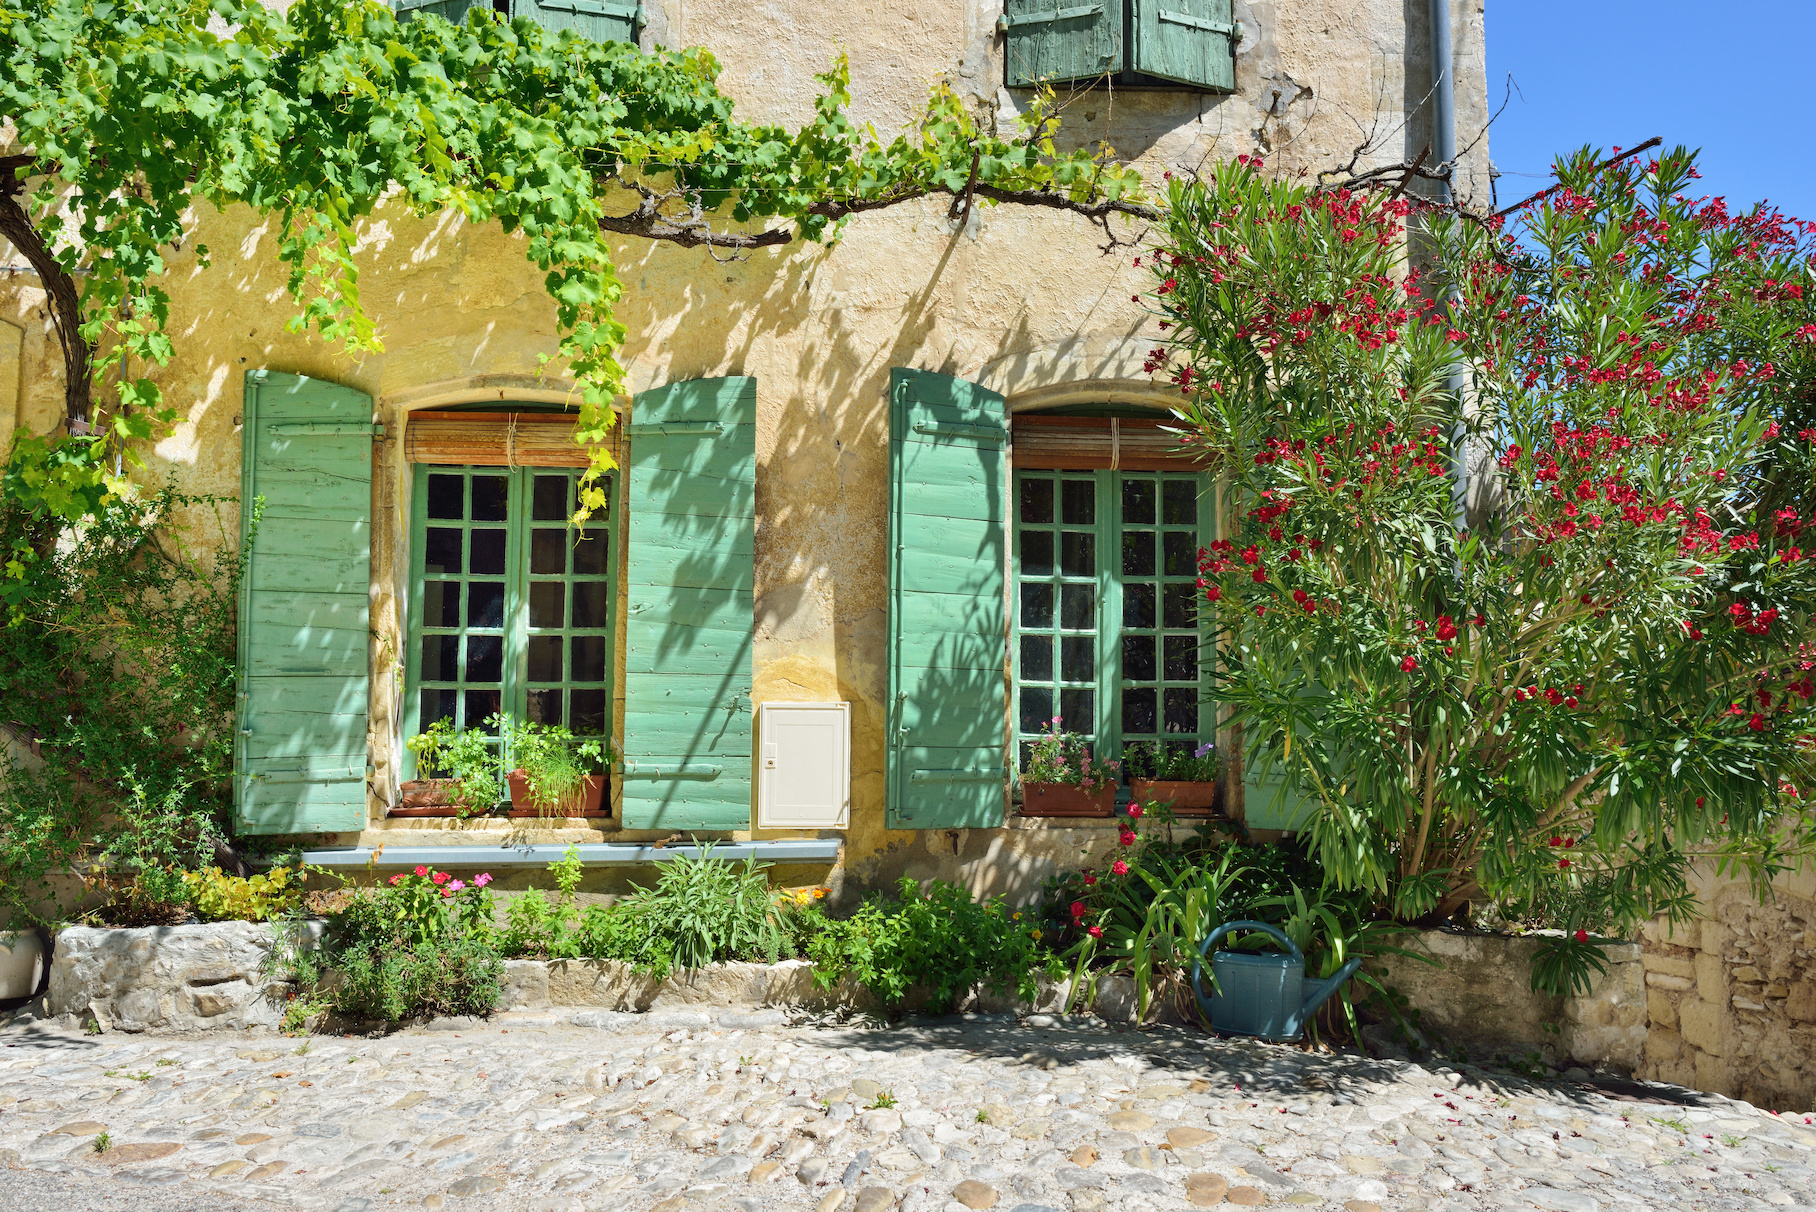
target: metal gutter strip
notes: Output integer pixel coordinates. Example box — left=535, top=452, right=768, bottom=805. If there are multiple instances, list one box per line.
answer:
left=299, top=840, right=843, bottom=868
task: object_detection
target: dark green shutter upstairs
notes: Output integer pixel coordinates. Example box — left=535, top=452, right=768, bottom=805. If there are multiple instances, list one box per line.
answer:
left=236, top=370, right=377, bottom=835
left=1001, top=0, right=1120, bottom=87
left=621, top=377, right=756, bottom=830
left=887, top=369, right=1009, bottom=829
left=1131, top=0, right=1237, bottom=91
left=394, top=0, right=644, bottom=45
left=999, top=1, right=1237, bottom=91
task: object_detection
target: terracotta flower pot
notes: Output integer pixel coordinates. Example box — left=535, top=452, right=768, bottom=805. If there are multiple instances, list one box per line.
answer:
left=391, top=778, right=470, bottom=817
left=1019, top=781, right=1115, bottom=818
left=1129, top=779, right=1223, bottom=817
left=506, top=771, right=608, bottom=818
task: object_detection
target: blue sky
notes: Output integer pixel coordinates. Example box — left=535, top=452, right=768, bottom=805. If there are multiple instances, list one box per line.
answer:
left=1484, top=1, right=1816, bottom=218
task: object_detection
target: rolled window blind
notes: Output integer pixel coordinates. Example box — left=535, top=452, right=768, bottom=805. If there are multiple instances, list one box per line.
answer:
left=1011, top=415, right=1214, bottom=471
left=403, top=411, right=597, bottom=467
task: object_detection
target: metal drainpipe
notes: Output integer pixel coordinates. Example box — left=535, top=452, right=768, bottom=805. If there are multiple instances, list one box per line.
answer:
left=1429, top=0, right=1471, bottom=533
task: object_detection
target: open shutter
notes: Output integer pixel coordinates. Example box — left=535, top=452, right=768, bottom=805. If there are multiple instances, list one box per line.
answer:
left=1244, top=755, right=1318, bottom=831
left=887, top=369, right=1009, bottom=829
left=392, top=0, right=488, bottom=25
left=520, top=0, right=643, bottom=43
left=1000, top=0, right=1121, bottom=87
left=621, top=377, right=756, bottom=830
left=236, top=371, right=375, bottom=835
left=1131, top=0, right=1237, bottom=91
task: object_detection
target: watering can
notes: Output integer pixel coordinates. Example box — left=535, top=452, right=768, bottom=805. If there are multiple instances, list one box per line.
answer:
left=1190, top=920, right=1362, bottom=1042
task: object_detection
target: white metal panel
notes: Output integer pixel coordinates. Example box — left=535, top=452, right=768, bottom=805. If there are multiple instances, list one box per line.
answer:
left=757, top=702, right=850, bottom=830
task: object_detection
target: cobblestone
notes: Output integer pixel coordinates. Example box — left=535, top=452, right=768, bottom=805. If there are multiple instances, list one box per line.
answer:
left=3, top=1009, right=1816, bottom=1211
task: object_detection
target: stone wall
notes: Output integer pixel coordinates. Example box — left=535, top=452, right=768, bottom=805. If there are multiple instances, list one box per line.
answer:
left=1366, top=930, right=1648, bottom=1073
left=1640, top=864, right=1816, bottom=1112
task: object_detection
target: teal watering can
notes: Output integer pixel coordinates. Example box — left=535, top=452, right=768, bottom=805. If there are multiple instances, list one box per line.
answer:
left=1190, top=920, right=1362, bottom=1042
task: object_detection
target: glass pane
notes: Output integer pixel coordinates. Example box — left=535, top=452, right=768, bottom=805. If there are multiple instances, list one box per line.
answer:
left=426, top=474, right=464, bottom=520
left=531, top=529, right=567, bottom=575
left=1164, top=635, right=1198, bottom=681
left=1123, top=583, right=1155, bottom=629
left=1162, top=479, right=1197, bottom=526
left=467, top=581, right=505, bottom=628
left=1060, top=583, right=1095, bottom=630
left=533, top=475, right=569, bottom=522
left=572, top=636, right=607, bottom=682
left=1061, top=479, right=1095, bottom=525
left=1059, top=688, right=1095, bottom=735
left=1164, top=688, right=1199, bottom=734
left=1019, top=634, right=1053, bottom=682
left=1020, top=583, right=1054, bottom=629
left=572, top=582, right=609, bottom=628
left=1122, top=634, right=1156, bottom=682
left=529, top=582, right=565, bottom=628
left=421, top=635, right=460, bottom=682
left=1020, top=531, right=1054, bottom=576
left=470, top=475, right=509, bottom=522
left=1122, top=687, right=1157, bottom=735
left=1163, top=530, right=1196, bottom=578
left=1060, top=532, right=1095, bottom=578
left=571, top=689, right=607, bottom=735
left=527, top=635, right=563, bottom=682
left=420, top=688, right=455, bottom=729
left=1162, top=583, right=1194, bottom=629
left=1122, top=478, right=1156, bottom=525
left=1122, top=531, right=1155, bottom=577
left=1019, top=686, right=1053, bottom=734
left=469, top=528, right=507, bottom=575
left=465, top=689, right=502, bottom=730
left=526, top=689, right=562, bottom=725
left=424, top=527, right=462, bottom=575
left=1061, top=635, right=1094, bottom=682
left=1019, top=477, right=1054, bottom=524
left=422, top=580, right=459, bottom=628
left=466, top=634, right=503, bottom=683
left=572, top=534, right=609, bottom=576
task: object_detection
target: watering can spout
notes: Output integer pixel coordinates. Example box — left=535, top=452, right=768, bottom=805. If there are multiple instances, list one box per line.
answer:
left=1296, top=956, right=1364, bottom=1031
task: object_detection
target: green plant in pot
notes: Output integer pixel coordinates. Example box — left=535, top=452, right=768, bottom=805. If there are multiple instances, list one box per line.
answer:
left=1122, top=740, right=1223, bottom=816
left=502, top=718, right=613, bottom=818
left=1019, top=718, right=1119, bottom=817
left=402, top=720, right=502, bottom=817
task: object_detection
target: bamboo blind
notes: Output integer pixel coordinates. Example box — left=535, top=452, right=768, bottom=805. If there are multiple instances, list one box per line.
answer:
left=404, top=411, right=596, bottom=467
left=1011, top=415, right=1214, bottom=471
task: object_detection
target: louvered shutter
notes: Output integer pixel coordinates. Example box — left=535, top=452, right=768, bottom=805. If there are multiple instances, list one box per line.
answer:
left=236, top=371, right=376, bottom=835
left=520, top=0, right=643, bottom=43
left=887, top=369, right=1009, bottom=829
left=1000, top=0, right=1122, bottom=87
left=620, top=377, right=756, bottom=830
left=392, top=0, right=488, bottom=25
left=1245, top=755, right=1318, bottom=831
left=1131, top=0, right=1237, bottom=91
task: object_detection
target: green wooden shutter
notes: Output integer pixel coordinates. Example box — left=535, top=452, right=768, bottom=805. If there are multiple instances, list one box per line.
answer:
left=1130, top=0, right=1237, bottom=91
left=1001, top=0, right=1122, bottom=87
left=520, top=0, right=642, bottom=43
left=621, top=377, right=756, bottom=830
left=1245, top=753, right=1318, bottom=831
left=392, top=0, right=489, bottom=25
left=887, top=369, right=1009, bottom=829
left=236, top=371, right=376, bottom=835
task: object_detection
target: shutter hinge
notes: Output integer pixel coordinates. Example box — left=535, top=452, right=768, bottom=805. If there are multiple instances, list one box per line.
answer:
left=1157, top=8, right=1238, bottom=37
left=998, top=3, right=1105, bottom=31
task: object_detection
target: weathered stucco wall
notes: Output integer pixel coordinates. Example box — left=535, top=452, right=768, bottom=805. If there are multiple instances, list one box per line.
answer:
left=1640, top=862, right=1816, bottom=1112
left=0, top=1, right=1491, bottom=888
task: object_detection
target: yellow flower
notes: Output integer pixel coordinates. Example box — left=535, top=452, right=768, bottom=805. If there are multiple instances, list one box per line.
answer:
left=1011, top=912, right=1022, bottom=921
left=1029, top=929, right=1041, bottom=939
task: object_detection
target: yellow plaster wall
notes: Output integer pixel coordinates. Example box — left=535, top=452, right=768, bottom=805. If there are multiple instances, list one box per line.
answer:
left=0, top=0, right=1489, bottom=889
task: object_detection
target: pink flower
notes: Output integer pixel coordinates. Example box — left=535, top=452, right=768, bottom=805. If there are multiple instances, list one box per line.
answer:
left=441, top=888, right=455, bottom=898
left=388, top=874, right=404, bottom=885
left=474, top=873, right=493, bottom=887
left=1111, top=859, right=1129, bottom=876
left=448, top=880, right=466, bottom=893
left=414, top=865, right=429, bottom=877
left=1126, top=804, right=1143, bottom=820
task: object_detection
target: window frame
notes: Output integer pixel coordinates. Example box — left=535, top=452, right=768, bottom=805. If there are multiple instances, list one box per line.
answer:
left=1011, top=465, right=1219, bottom=785
left=402, top=463, right=619, bottom=782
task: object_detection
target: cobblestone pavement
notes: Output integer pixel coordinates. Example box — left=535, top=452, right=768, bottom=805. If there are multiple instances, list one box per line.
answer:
left=4, top=1006, right=1816, bottom=1212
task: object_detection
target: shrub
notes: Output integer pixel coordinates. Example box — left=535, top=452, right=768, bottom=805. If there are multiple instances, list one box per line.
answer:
left=184, top=864, right=303, bottom=922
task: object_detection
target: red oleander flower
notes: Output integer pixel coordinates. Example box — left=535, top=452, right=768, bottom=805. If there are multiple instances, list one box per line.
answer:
left=1111, top=860, right=1129, bottom=876
left=1087, top=925, right=1104, bottom=939
left=1574, top=929, right=1589, bottom=943
left=1070, top=901, right=1087, bottom=918
left=1400, top=655, right=1418, bottom=672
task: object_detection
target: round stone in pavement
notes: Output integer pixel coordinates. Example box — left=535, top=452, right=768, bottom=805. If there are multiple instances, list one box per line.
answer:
left=953, top=1180, right=999, bottom=1209
left=854, top=1187, right=896, bottom=1212
left=1226, top=1187, right=1266, bottom=1207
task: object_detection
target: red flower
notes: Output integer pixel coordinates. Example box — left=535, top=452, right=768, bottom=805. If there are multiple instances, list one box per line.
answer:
left=1292, top=589, right=1309, bottom=604
left=1573, top=929, right=1589, bottom=943
left=1205, top=586, right=1223, bottom=602
left=1436, top=615, right=1457, bottom=641
left=1251, top=568, right=1268, bottom=583
left=1400, top=655, right=1418, bottom=672
left=414, top=865, right=429, bottom=877
left=1549, top=836, right=1563, bottom=847
left=1748, top=713, right=1766, bottom=732
left=1111, top=860, right=1129, bottom=876
left=1558, top=858, right=1572, bottom=869
left=432, top=871, right=450, bottom=885
left=1087, top=925, right=1105, bottom=939
left=1070, top=901, right=1087, bottom=918
left=1126, top=804, right=1144, bottom=820
left=1081, top=873, right=1098, bottom=887
left=1118, top=830, right=1136, bottom=847
left=1562, top=837, right=1574, bottom=848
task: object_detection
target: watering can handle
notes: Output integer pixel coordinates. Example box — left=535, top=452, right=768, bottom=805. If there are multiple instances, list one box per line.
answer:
left=1190, top=919, right=1304, bottom=1018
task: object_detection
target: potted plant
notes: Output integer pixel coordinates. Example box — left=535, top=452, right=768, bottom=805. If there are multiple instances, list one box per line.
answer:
left=502, top=720, right=613, bottom=818
left=1123, top=740, right=1223, bottom=817
left=1019, top=718, right=1119, bottom=817
left=398, top=720, right=503, bottom=817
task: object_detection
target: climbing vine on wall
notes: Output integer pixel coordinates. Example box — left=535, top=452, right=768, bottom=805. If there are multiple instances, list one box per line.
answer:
left=0, top=0, right=1152, bottom=562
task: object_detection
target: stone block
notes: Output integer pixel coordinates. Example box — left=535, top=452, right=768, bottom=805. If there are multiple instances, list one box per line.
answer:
left=1646, top=988, right=1678, bottom=1029
left=1678, top=999, right=1729, bottom=1057
left=1787, top=981, right=1816, bottom=1023
left=48, top=922, right=324, bottom=1032
left=1645, top=972, right=1694, bottom=991
left=1696, top=953, right=1727, bottom=1004
left=1641, top=954, right=1695, bottom=979
left=1694, top=1050, right=1734, bottom=1098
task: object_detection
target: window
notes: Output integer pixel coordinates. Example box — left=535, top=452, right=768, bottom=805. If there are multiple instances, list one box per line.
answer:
left=393, top=0, right=643, bottom=46
left=1014, top=468, right=1215, bottom=776
left=999, top=0, right=1236, bottom=92
left=404, top=465, right=615, bottom=770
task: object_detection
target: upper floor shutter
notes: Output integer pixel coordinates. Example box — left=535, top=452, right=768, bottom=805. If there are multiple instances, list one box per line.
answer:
left=886, top=369, right=1010, bottom=829
left=1000, top=0, right=1121, bottom=87
left=620, top=377, right=756, bottom=831
left=393, top=0, right=489, bottom=25
left=235, top=371, right=376, bottom=836
left=1131, top=0, right=1237, bottom=91
left=519, top=0, right=643, bottom=43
